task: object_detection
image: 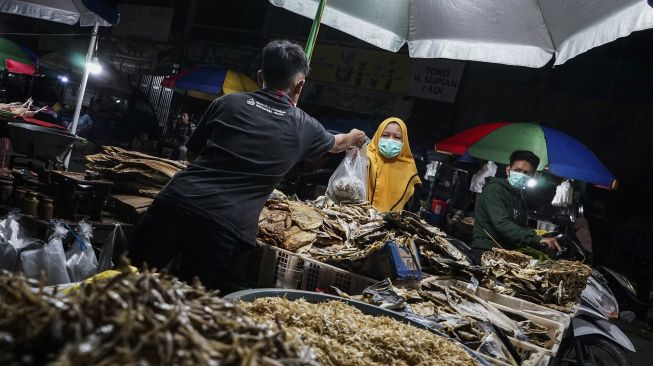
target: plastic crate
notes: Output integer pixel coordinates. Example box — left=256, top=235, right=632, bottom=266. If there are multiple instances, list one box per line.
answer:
left=232, top=244, right=377, bottom=295
left=361, top=240, right=423, bottom=282
left=301, top=257, right=377, bottom=295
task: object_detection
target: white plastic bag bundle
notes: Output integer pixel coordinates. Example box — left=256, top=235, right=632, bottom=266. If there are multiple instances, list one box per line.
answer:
left=65, top=220, right=99, bottom=282
left=21, top=222, right=71, bottom=285
left=327, top=145, right=368, bottom=203
left=552, top=180, right=573, bottom=207
left=424, top=161, right=441, bottom=181
left=470, top=161, right=497, bottom=193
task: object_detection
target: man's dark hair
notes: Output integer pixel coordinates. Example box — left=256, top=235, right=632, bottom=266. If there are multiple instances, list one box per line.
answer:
left=262, top=40, right=309, bottom=89
left=509, top=150, right=540, bottom=170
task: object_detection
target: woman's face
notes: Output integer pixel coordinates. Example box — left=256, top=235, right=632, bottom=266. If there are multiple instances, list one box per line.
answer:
left=381, top=122, right=403, bottom=142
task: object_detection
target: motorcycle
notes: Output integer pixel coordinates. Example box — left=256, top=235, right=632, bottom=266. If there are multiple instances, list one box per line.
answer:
left=444, top=210, right=636, bottom=366
left=531, top=213, right=636, bottom=366
left=598, top=265, right=653, bottom=329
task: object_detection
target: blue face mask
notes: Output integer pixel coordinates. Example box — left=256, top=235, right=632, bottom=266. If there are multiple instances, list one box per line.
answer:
left=508, top=170, right=530, bottom=189
left=378, top=138, right=403, bottom=158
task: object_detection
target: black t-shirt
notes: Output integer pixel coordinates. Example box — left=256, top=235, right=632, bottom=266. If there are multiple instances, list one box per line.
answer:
left=158, top=89, right=335, bottom=245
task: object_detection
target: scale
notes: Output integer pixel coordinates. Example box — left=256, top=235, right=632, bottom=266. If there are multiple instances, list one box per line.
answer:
left=6, top=122, right=112, bottom=221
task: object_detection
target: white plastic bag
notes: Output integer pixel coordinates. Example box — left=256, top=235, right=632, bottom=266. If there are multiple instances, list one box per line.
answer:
left=21, top=222, right=71, bottom=285
left=552, top=180, right=573, bottom=207
left=470, top=161, right=497, bottom=193
left=65, top=220, right=99, bottom=282
left=98, top=223, right=127, bottom=272
left=327, top=145, right=368, bottom=203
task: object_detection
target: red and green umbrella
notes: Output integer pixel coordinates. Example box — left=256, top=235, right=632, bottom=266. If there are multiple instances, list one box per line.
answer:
left=436, top=122, right=617, bottom=189
left=0, top=37, right=37, bottom=75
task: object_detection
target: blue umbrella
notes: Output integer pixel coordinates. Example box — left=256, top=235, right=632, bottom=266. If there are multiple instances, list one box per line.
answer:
left=436, top=122, right=617, bottom=189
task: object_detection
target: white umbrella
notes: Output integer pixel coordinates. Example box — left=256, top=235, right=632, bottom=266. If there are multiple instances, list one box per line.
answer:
left=270, top=0, right=653, bottom=67
left=0, top=0, right=119, bottom=167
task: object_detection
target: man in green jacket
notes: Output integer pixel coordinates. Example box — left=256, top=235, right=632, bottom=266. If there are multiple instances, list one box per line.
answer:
left=471, top=150, right=560, bottom=264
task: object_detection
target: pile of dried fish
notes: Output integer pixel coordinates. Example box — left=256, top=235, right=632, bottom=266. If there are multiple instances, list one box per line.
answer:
left=258, top=192, right=472, bottom=274
left=86, top=146, right=186, bottom=197
left=357, top=280, right=551, bottom=366
left=0, top=268, right=313, bottom=365
left=0, top=98, right=35, bottom=119
left=241, top=297, right=481, bottom=366
left=481, top=248, right=592, bottom=312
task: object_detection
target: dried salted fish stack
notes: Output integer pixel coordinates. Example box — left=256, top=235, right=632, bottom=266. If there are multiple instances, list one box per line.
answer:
left=481, top=248, right=592, bottom=312
left=258, top=198, right=325, bottom=252
left=257, top=194, right=472, bottom=277
left=86, top=146, right=187, bottom=197
left=242, top=297, right=482, bottom=366
left=0, top=268, right=314, bottom=365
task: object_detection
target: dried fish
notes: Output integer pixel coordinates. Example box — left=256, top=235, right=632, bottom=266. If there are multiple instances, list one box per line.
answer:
left=480, top=248, right=592, bottom=312
left=241, top=297, right=481, bottom=366
left=0, top=267, right=315, bottom=365
left=85, top=146, right=187, bottom=197
left=258, top=193, right=470, bottom=277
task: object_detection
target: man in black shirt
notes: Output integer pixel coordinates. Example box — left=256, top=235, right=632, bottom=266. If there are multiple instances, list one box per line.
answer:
left=128, top=40, right=366, bottom=290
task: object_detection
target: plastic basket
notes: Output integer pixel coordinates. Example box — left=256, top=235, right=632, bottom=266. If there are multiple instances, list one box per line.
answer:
left=231, top=244, right=376, bottom=295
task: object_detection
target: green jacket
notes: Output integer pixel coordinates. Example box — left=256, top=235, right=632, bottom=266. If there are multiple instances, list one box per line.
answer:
left=472, top=177, right=541, bottom=250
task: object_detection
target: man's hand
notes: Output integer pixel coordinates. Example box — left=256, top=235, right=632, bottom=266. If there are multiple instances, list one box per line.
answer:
left=540, top=237, right=562, bottom=254
left=330, top=129, right=367, bottom=153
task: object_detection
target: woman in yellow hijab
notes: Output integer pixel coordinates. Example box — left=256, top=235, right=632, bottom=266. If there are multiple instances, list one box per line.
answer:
left=367, top=117, right=421, bottom=212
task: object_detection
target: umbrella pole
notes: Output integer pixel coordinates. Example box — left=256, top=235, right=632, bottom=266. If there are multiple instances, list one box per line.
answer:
left=27, top=63, right=38, bottom=98
left=64, top=22, right=98, bottom=169
left=304, top=0, right=327, bottom=64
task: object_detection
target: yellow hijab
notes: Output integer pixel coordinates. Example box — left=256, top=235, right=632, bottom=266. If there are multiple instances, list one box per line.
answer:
left=367, top=117, right=421, bottom=212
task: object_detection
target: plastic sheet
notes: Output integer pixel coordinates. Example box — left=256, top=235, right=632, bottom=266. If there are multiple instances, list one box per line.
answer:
left=361, top=279, right=406, bottom=310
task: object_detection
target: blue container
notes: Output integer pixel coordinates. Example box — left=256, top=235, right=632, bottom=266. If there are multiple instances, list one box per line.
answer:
left=362, top=240, right=423, bottom=282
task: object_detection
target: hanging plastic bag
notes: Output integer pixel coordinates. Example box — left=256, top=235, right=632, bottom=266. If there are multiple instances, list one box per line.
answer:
left=65, top=220, right=99, bottom=282
left=470, top=161, right=497, bottom=193
left=98, top=223, right=127, bottom=272
left=0, top=241, right=17, bottom=271
left=552, top=180, right=573, bottom=207
left=327, top=145, right=368, bottom=203
left=20, top=222, right=70, bottom=285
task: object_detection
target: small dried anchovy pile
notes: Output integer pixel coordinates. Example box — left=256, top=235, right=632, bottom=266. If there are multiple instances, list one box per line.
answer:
left=0, top=269, right=315, bottom=366
left=241, top=297, right=481, bottom=366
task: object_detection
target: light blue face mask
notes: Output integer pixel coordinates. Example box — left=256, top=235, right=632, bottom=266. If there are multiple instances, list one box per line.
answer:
left=378, top=138, right=403, bottom=158
left=508, top=170, right=531, bottom=189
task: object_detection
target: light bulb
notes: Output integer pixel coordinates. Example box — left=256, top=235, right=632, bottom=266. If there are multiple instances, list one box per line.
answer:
left=87, top=56, right=102, bottom=75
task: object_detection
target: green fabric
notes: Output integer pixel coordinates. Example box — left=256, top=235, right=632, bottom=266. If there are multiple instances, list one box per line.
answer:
left=472, top=178, right=541, bottom=250
left=468, top=123, right=548, bottom=171
left=0, top=38, right=33, bottom=70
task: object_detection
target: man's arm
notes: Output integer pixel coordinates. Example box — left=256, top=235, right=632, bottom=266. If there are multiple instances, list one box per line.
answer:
left=330, top=129, right=367, bottom=153
left=482, top=186, right=541, bottom=248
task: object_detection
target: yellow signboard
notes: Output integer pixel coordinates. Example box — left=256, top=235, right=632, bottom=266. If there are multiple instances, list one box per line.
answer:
left=309, top=44, right=412, bottom=95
